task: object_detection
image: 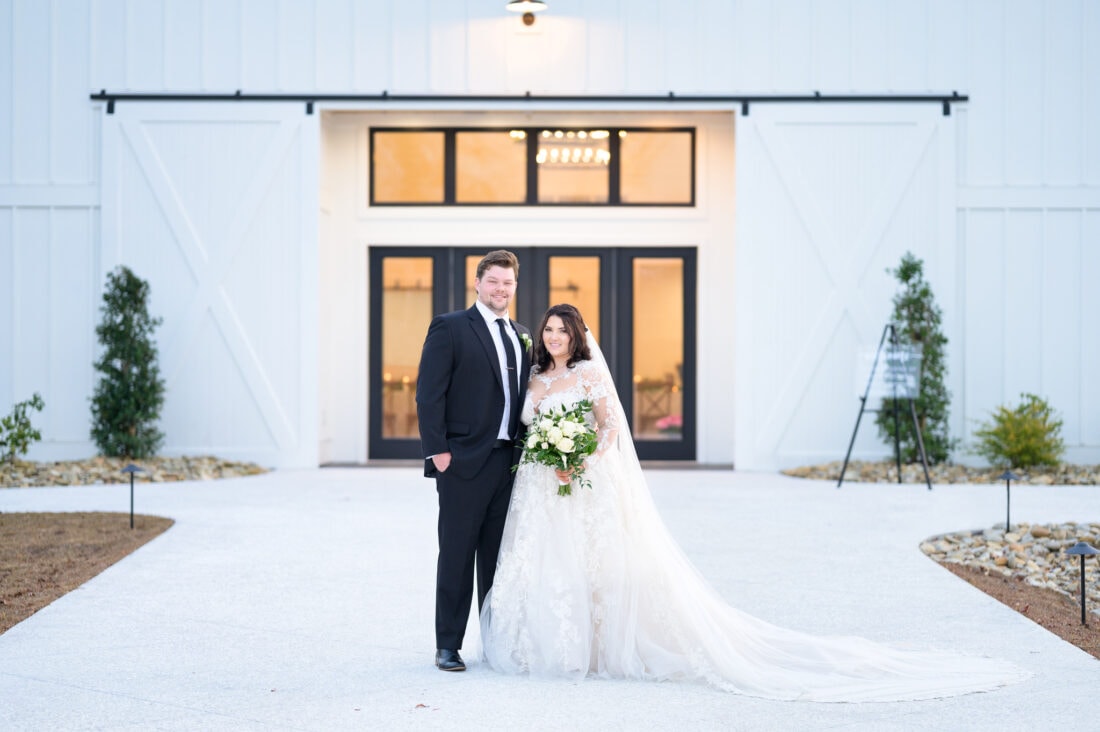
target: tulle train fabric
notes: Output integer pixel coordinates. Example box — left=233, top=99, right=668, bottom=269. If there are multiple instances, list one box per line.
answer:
left=480, top=347, right=1027, bottom=702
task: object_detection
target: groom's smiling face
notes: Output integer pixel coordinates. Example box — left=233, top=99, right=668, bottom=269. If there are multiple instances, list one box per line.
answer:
left=475, top=265, right=517, bottom=317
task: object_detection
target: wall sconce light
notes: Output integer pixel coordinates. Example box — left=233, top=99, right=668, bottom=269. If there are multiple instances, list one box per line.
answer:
left=506, top=0, right=547, bottom=26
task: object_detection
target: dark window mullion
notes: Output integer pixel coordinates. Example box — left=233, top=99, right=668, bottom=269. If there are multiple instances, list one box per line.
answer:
left=689, top=130, right=697, bottom=206
left=444, top=130, right=456, bottom=204
left=368, top=129, right=377, bottom=206
left=526, top=129, right=538, bottom=205
left=608, top=129, right=621, bottom=205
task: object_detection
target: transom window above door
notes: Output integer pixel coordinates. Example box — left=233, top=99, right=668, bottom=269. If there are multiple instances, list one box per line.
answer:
left=369, top=127, right=694, bottom=206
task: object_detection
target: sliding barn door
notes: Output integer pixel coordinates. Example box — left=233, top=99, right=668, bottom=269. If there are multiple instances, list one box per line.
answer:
left=734, top=104, right=956, bottom=470
left=101, top=103, right=319, bottom=468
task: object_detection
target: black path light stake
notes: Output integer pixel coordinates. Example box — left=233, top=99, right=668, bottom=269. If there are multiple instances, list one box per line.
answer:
left=1065, top=542, right=1099, bottom=626
left=998, top=470, right=1018, bottom=532
left=121, top=464, right=145, bottom=529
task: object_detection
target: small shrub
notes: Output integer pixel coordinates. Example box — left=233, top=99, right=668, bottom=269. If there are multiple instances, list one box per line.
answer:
left=973, top=393, right=1065, bottom=469
left=0, top=393, right=45, bottom=463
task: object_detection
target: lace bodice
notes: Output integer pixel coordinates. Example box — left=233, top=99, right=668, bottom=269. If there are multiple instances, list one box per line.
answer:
left=521, top=359, right=621, bottom=455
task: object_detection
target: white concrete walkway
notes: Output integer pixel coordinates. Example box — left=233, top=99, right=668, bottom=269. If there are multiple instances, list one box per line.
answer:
left=0, top=468, right=1097, bottom=730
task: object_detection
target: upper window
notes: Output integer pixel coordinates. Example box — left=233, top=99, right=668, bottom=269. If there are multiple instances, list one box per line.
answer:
left=369, top=127, right=694, bottom=206
left=372, top=131, right=445, bottom=204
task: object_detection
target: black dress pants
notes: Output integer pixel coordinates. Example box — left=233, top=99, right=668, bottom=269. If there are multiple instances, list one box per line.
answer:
left=434, top=445, right=516, bottom=649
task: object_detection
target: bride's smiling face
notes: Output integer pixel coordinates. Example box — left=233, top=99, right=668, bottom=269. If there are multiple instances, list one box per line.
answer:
left=542, top=315, right=571, bottom=361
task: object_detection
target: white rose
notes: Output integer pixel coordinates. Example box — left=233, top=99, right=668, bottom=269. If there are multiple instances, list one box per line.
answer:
left=560, top=420, right=579, bottom=437
left=526, top=434, right=539, bottom=449
left=556, top=437, right=575, bottom=453
left=539, top=417, right=554, bottom=431
left=547, top=426, right=564, bottom=443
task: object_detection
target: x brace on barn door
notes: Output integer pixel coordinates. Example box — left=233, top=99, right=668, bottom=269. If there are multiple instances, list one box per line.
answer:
left=89, top=91, right=969, bottom=117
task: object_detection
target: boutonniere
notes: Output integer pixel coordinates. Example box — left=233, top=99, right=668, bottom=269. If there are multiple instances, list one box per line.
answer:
left=519, top=333, right=532, bottom=352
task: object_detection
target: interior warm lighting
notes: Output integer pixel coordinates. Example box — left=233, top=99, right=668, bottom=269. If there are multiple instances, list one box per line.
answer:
left=534, top=129, right=611, bottom=168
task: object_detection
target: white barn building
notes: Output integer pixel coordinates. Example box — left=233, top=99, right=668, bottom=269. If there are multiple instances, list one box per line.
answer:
left=1, top=1, right=1097, bottom=471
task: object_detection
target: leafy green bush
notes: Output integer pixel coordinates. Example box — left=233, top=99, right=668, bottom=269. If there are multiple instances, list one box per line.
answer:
left=90, top=266, right=166, bottom=458
left=1, top=393, right=45, bottom=463
left=973, top=393, right=1064, bottom=469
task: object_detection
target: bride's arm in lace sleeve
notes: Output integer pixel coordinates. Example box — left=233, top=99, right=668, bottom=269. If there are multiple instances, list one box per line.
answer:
left=582, top=360, right=621, bottom=461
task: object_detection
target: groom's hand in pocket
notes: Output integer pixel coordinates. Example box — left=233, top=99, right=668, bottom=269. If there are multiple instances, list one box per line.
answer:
left=432, top=452, right=453, bottom=473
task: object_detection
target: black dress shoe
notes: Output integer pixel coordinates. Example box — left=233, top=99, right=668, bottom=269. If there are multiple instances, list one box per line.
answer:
left=435, top=648, right=466, bottom=672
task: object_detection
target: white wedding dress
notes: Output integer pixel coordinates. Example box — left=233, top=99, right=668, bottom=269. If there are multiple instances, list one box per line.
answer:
left=480, top=340, right=1027, bottom=702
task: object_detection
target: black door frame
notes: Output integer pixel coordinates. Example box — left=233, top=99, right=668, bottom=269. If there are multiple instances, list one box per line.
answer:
left=368, top=246, right=696, bottom=461
left=612, top=247, right=697, bottom=460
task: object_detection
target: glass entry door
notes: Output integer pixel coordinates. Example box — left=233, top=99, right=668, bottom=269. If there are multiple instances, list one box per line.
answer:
left=368, top=247, right=696, bottom=461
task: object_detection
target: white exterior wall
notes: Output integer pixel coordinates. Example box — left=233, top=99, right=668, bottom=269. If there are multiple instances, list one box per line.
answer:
left=1, top=0, right=1097, bottom=469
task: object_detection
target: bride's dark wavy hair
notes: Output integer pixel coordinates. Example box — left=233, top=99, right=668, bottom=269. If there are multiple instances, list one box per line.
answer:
left=533, top=303, right=592, bottom=373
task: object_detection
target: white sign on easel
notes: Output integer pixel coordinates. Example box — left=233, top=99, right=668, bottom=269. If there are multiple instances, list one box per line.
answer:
left=840, top=325, right=933, bottom=491
left=854, top=344, right=922, bottom=400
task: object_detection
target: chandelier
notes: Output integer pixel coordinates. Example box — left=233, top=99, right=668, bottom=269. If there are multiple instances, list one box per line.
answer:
left=510, top=129, right=612, bottom=167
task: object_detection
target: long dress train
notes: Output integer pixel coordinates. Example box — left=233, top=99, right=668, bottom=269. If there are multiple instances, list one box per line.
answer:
left=480, top=344, right=1027, bottom=703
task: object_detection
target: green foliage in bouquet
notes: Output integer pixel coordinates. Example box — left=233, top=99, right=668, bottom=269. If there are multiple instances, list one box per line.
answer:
left=1, top=392, right=45, bottom=463
left=90, top=266, right=166, bottom=458
left=875, top=252, right=955, bottom=464
left=973, top=393, right=1065, bottom=469
left=519, top=399, right=600, bottom=496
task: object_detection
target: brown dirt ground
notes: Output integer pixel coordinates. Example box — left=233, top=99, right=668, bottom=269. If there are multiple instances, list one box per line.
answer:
left=0, top=512, right=173, bottom=633
left=938, top=561, right=1100, bottom=659
left=2, top=512, right=1098, bottom=661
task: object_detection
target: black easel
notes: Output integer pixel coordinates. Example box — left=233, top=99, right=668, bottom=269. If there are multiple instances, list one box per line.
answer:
left=837, top=324, right=933, bottom=491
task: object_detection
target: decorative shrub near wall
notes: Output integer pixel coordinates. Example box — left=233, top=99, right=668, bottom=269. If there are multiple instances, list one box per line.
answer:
left=0, top=393, right=45, bottom=463
left=90, top=266, right=166, bottom=458
left=875, top=252, right=954, bottom=464
left=973, top=393, right=1065, bottom=469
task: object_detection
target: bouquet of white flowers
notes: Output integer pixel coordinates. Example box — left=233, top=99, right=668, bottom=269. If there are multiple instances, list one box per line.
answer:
left=519, top=399, right=599, bottom=496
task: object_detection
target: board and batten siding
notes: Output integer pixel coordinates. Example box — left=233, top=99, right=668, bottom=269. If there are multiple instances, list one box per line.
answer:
left=1, top=0, right=1097, bottom=468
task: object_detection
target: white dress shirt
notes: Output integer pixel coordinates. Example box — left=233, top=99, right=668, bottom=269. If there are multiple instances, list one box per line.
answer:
left=475, top=299, right=521, bottom=440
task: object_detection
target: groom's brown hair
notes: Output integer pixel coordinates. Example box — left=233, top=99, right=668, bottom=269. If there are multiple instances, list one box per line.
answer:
left=476, top=250, right=520, bottom=280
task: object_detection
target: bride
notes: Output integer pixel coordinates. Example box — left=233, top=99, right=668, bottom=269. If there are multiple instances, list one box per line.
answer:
left=480, top=303, right=1027, bottom=702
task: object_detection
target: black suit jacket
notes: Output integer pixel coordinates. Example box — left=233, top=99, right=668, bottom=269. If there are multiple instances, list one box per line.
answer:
left=416, top=306, right=532, bottom=481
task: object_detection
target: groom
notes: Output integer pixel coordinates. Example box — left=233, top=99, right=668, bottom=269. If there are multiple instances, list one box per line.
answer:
left=415, top=249, right=531, bottom=672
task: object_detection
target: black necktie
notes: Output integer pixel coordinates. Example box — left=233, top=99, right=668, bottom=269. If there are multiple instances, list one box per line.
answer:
left=496, top=318, right=520, bottom=437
